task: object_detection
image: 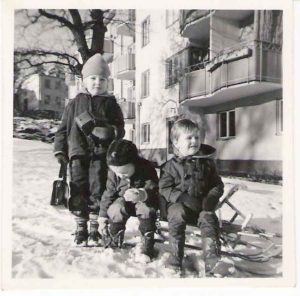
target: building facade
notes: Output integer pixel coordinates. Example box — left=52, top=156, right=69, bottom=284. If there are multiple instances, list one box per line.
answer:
left=108, top=9, right=283, bottom=179
left=19, top=69, right=68, bottom=118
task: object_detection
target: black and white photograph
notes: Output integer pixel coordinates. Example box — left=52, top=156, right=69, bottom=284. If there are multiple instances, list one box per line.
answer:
left=1, top=0, right=296, bottom=290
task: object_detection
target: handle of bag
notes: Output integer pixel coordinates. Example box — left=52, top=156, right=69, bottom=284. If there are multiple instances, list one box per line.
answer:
left=58, top=163, right=67, bottom=181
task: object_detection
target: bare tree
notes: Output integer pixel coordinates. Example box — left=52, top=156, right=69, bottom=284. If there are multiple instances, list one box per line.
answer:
left=14, top=9, right=117, bottom=77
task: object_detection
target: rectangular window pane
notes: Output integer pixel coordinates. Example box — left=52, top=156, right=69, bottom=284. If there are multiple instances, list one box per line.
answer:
left=45, top=79, right=51, bottom=89
left=219, top=112, right=227, bottom=137
left=229, top=111, right=235, bottom=137
left=142, top=17, right=150, bottom=47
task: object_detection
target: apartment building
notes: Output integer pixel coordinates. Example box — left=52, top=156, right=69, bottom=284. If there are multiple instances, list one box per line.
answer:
left=109, top=10, right=136, bottom=142
left=112, top=9, right=283, bottom=178
left=19, top=68, right=68, bottom=118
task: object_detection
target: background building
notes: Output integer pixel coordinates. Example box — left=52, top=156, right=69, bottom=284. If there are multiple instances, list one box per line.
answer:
left=18, top=67, right=68, bottom=118
left=108, top=9, right=282, bottom=179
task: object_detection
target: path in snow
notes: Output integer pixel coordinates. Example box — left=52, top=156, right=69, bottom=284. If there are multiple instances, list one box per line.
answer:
left=12, top=138, right=282, bottom=279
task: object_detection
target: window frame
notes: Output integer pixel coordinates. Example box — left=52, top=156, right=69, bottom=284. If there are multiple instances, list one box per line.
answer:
left=55, top=96, right=61, bottom=106
left=217, top=109, right=236, bottom=140
left=44, top=79, right=51, bottom=89
left=141, top=69, right=150, bottom=98
left=141, top=123, right=150, bottom=144
left=44, top=95, right=51, bottom=105
left=141, top=16, right=150, bottom=47
left=55, top=80, right=61, bottom=90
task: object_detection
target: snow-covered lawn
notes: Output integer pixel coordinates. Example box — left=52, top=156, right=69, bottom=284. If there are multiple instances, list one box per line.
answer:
left=12, top=139, right=282, bottom=279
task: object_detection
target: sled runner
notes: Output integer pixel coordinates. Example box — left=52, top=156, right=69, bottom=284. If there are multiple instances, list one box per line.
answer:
left=155, top=183, right=282, bottom=276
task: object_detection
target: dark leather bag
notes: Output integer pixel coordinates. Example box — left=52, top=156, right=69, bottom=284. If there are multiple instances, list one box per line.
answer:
left=50, top=163, right=69, bottom=208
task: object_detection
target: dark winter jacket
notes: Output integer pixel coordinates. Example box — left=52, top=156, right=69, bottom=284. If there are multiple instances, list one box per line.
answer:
left=99, top=158, right=159, bottom=218
left=159, top=144, right=224, bottom=212
left=54, top=89, right=125, bottom=159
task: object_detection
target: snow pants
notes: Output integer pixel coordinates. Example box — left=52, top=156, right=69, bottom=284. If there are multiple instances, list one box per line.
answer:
left=69, top=154, right=108, bottom=218
left=107, top=197, right=157, bottom=235
left=167, top=202, right=220, bottom=241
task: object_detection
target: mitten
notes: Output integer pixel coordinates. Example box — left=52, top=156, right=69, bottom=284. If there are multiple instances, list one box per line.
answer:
left=55, top=153, right=68, bottom=165
left=124, top=188, right=147, bottom=203
left=202, top=195, right=219, bottom=211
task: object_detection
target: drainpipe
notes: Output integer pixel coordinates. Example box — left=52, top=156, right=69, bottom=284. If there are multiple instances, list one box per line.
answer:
left=136, top=100, right=141, bottom=149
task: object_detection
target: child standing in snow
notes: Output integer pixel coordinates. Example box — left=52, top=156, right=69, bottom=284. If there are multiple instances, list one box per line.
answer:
left=54, top=53, right=125, bottom=246
left=98, top=139, right=159, bottom=261
left=159, top=119, right=224, bottom=276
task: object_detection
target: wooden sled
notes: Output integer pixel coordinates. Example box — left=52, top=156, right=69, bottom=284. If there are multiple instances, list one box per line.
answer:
left=155, top=183, right=282, bottom=265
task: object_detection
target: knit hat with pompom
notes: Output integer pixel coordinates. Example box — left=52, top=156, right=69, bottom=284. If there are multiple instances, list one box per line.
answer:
left=81, top=53, right=111, bottom=79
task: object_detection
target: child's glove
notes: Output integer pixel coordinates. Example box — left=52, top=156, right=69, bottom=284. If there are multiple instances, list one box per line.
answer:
left=124, top=188, right=147, bottom=203
left=55, top=153, right=68, bottom=165
left=202, top=195, right=219, bottom=211
left=177, top=193, right=201, bottom=211
left=98, top=217, right=109, bottom=237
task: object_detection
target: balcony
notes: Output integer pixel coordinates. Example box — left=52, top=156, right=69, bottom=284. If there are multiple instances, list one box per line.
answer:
left=102, top=39, right=114, bottom=63
left=116, top=10, right=135, bottom=36
left=179, top=40, right=282, bottom=107
left=179, top=10, right=211, bottom=41
left=119, top=101, right=135, bottom=119
left=114, top=53, right=135, bottom=80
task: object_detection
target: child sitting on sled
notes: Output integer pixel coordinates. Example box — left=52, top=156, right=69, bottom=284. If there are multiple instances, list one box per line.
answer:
left=98, top=139, right=159, bottom=261
left=159, top=119, right=224, bottom=276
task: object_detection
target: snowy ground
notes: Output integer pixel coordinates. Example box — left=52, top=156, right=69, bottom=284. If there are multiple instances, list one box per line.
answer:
left=12, top=138, right=282, bottom=279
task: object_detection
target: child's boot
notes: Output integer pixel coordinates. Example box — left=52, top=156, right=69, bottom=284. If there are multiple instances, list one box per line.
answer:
left=166, top=235, right=185, bottom=271
left=74, top=217, right=88, bottom=246
left=198, top=211, right=227, bottom=277
left=88, top=213, right=101, bottom=246
left=141, top=231, right=155, bottom=258
left=202, top=236, right=221, bottom=275
left=108, top=222, right=125, bottom=248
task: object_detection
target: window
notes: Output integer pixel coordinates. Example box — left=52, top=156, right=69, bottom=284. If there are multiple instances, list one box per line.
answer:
left=56, top=96, right=61, bottom=106
left=141, top=17, right=150, bottom=47
left=141, top=123, right=150, bottom=143
left=165, top=50, right=186, bottom=88
left=166, top=10, right=178, bottom=28
left=44, top=95, right=51, bottom=105
left=55, top=81, right=61, bottom=90
left=44, top=79, right=51, bottom=89
left=165, top=56, right=179, bottom=87
left=218, top=110, right=236, bottom=139
left=276, top=99, right=283, bottom=135
left=141, top=70, right=150, bottom=98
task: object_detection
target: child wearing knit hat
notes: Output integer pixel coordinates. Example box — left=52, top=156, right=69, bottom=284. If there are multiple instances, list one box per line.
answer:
left=54, top=53, right=125, bottom=247
left=98, top=139, right=159, bottom=262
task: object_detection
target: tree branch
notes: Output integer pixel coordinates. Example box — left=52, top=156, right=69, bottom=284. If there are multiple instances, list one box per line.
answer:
left=38, top=9, right=75, bottom=30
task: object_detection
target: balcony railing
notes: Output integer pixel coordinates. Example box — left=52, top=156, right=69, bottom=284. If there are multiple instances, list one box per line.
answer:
left=114, top=53, right=135, bottom=80
left=179, top=10, right=211, bottom=36
left=119, top=101, right=135, bottom=119
left=179, top=40, right=282, bottom=103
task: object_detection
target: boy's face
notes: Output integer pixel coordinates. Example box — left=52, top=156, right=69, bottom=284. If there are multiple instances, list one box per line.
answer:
left=83, top=75, right=108, bottom=96
left=173, top=129, right=201, bottom=157
left=109, top=163, right=135, bottom=179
